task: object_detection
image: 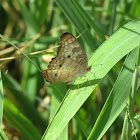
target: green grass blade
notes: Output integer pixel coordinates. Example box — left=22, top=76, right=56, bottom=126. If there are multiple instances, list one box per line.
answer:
left=0, top=128, right=8, bottom=140
left=122, top=44, right=140, bottom=139
left=3, top=98, right=41, bottom=140
left=16, top=0, right=47, bottom=104
left=72, top=0, right=106, bottom=42
left=74, top=115, right=89, bottom=138
left=88, top=48, right=138, bottom=140
left=109, top=0, right=117, bottom=35
left=2, top=72, right=46, bottom=132
left=55, top=0, right=97, bottom=50
left=0, top=70, right=3, bottom=127
left=0, top=35, right=41, bottom=72
left=41, top=19, right=140, bottom=140
left=17, top=0, right=40, bottom=35
left=50, top=84, right=68, bottom=140
left=0, top=71, right=7, bottom=140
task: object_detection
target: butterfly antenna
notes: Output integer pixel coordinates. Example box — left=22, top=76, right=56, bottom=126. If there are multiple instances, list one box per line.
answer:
left=76, top=28, right=87, bottom=39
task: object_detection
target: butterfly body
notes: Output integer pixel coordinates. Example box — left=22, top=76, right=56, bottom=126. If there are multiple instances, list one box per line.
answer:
left=41, top=33, right=90, bottom=85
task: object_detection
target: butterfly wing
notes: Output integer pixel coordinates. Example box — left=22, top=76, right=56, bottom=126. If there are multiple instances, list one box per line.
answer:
left=41, top=57, right=85, bottom=84
left=42, top=32, right=89, bottom=84
left=57, top=33, right=88, bottom=70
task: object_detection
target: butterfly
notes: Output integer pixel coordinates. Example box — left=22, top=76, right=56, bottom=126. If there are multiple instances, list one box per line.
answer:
left=41, top=32, right=91, bottom=85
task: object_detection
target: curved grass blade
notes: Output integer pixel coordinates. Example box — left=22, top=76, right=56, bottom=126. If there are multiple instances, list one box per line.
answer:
left=72, top=0, right=106, bottom=42
left=0, top=70, right=3, bottom=128
left=88, top=48, right=138, bottom=140
left=2, top=72, right=47, bottom=132
left=55, top=0, right=97, bottom=50
left=0, top=35, right=41, bottom=72
left=3, top=98, right=41, bottom=140
left=42, top=19, right=140, bottom=140
left=0, top=129, right=8, bottom=140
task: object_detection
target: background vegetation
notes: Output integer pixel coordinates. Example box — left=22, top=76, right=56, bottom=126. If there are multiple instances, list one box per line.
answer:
left=0, top=0, right=140, bottom=140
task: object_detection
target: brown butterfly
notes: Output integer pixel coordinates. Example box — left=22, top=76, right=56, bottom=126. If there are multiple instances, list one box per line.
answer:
left=41, top=33, right=91, bottom=85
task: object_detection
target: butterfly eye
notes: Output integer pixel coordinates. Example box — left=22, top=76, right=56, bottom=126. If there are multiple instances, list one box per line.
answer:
left=68, top=55, right=71, bottom=58
left=59, top=64, right=62, bottom=67
left=55, top=73, right=57, bottom=76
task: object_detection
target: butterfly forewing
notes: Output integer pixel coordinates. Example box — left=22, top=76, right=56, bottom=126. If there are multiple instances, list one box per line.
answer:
left=58, top=33, right=88, bottom=69
left=42, top=32, right=89, bottom=84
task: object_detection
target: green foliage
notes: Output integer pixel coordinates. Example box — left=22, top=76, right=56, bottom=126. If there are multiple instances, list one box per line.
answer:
left=0, top=0, right=140, bottom=140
